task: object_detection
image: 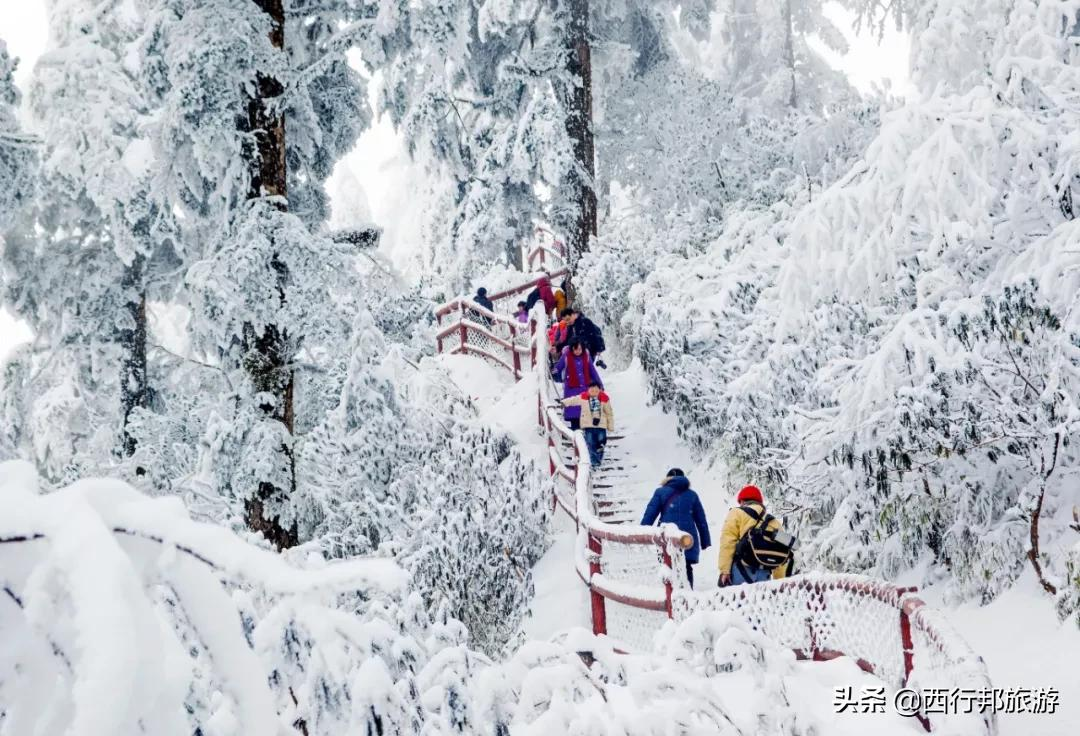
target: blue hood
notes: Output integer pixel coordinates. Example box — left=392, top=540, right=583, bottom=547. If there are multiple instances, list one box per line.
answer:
left=641, top=475, right=711, bottom=564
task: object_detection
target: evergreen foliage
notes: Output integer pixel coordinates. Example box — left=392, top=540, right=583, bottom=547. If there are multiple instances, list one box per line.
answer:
left=610, top=0, right=1080, bottom=613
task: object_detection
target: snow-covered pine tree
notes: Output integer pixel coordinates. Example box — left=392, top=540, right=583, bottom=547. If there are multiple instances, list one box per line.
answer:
left=557, top=0, right=597, bottom=270
left=301, top=316, right=550, bottom=656
left=626, top=0, right=1080, bottom=611
left=576, top=0, right=875, bottom=349
left=0, top=39, right=36, bottom=232
left=281, top=0, right=371, bottom=228
left=0, top=1, right=182, bottom=481
left=0, top=39, right=39, bottom=464
left=374, top=0, right=576, bottom=293
left=143, top=0, right=371, bottom=546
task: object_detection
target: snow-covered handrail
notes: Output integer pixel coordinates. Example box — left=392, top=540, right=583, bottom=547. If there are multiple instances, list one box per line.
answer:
left=529, top=227, right=567, bottom=271
left=434, top=298, right=532, bottom=378
left=433, top=266, right=569, bottom=319
left=533, top=309, right=691, bottom=624
left=675, top=574, right=996, bottom=733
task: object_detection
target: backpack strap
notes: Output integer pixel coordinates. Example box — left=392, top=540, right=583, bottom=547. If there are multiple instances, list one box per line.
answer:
left=658, top=488, right=688, bottom=518
left=740, top=505, right=778, bottom=530
left=739, top=504, right=764, bottom=523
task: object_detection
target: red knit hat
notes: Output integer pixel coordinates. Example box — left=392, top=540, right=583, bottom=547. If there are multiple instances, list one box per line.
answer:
left=737, top=485, right=763, bottom=504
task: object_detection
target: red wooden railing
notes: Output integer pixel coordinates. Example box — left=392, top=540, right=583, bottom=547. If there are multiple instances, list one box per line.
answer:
left=433, top=243, right=568, bottom=378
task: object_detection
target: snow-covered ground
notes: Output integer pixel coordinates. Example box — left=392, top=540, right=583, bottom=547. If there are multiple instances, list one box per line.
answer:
left=441, top=351, right=1080, bottom=735
left=919, top=573, right=1080, bottom=735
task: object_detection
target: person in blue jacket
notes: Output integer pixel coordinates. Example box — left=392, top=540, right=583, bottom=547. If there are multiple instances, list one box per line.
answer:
left=641, top=468, right=711, bottom=588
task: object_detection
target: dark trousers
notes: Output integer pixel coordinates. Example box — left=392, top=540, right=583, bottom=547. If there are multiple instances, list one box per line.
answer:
left=583, top=427, right=607, bottom=466
left=686, top=561, right=695, bottom=589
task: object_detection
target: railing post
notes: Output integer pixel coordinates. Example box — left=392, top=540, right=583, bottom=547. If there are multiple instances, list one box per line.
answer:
left=814, top=588, right=826, bottom=658
left=530, top=318, right=537, bottom=368
left=899, top=594, right=931, bottom=733
left=900, top=607, right=915, bottom=684
left=458, top=301, right=467, bottom=354
left=662, top=543, right=674, bottom=619
left=510, top=323, right=521, bottom=379
left=588, top=533, right=606, bottom=636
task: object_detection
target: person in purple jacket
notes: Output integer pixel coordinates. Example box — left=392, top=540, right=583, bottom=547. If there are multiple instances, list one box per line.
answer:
left=553, top=340, right=603, bottom=430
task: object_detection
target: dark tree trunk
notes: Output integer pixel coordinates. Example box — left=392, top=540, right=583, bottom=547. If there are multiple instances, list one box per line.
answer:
left=248, top=0, right=288, bottom=202
left=783, top=0, right=797, bottom=109
left=1029, top=434, right=1061, bottom=596
left=119, top=256, right=148, bottom=461
left=563, top=0, right=597, bottom=271
left=244, top=0, right=298, bottom=550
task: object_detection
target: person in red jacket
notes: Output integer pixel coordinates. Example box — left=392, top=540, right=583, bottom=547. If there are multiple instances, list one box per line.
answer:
left=524, top=272, right=558, bottom=316
left=537, top=273, right=557, bottom=314
left=548, top=310, right=571, bottom=357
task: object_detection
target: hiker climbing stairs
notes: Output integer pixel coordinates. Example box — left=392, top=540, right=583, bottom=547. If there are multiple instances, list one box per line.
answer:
left=554, top=429, right=637, bottom=523
left=434, top=235, right=998, bottom=736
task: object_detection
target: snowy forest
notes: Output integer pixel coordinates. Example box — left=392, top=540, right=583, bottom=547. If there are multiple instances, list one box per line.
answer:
left=1, top=0, right=1080, bottom=734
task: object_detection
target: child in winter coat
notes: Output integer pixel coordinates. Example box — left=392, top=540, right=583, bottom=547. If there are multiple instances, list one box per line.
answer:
left=560, top=381, right=614, bottom=467
left=514, top=301, right=529, bottom=323
left=553, top=341, right=603, bottom=429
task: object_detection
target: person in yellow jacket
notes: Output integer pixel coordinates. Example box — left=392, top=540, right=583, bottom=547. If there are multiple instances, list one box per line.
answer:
left=718, top=485, right=793, bottom=586
left=553, top=285, right=568, bottom=315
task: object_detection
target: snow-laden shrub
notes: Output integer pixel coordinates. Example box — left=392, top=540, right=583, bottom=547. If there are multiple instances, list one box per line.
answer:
left=300, top=313, right=551, bottom=656
left=0, top=460, right=411, bottom=735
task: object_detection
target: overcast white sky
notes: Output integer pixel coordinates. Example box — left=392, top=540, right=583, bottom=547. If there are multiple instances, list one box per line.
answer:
left=0, top=1, right=910, bottom=362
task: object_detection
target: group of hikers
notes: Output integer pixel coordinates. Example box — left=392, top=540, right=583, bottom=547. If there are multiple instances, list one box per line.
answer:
left=471, top=271, right=796, bottom=589
left=642, top=474, right=797, bottom=589
left=473, top=272, right=612, bottom=466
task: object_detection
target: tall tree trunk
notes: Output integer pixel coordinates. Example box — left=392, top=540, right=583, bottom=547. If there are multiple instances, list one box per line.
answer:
left=783, top=0, right=797, bottom=109
left=1029, top=433, right=1061, bottom=596
left=563, top=0, right=597, bottom=271
left=244, top=0, right=298, bottom=550
left=119, top=256, right=148, bottom=461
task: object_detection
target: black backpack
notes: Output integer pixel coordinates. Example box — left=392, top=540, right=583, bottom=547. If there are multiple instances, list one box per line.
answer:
left=733, top=505, right=796, bottom=572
